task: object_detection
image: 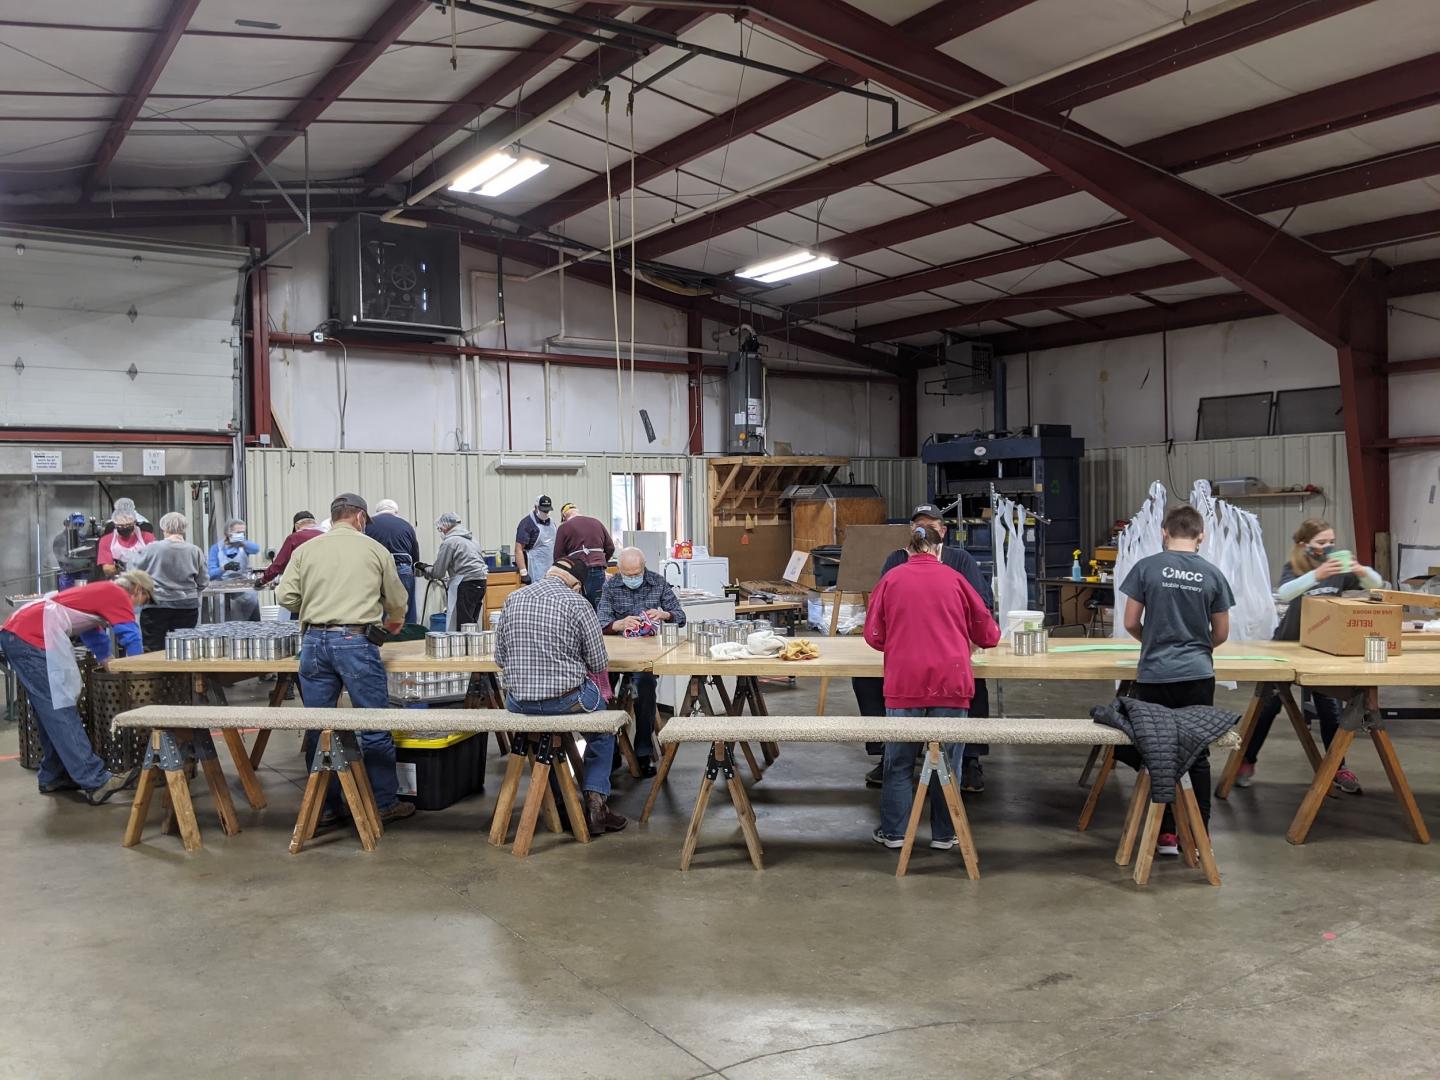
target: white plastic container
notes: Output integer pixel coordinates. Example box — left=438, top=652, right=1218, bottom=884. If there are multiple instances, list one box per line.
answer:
left=1004, top=609, right=1045, bottom=641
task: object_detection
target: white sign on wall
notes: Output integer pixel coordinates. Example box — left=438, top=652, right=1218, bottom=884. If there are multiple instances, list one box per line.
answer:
left=93, top=451, right=124, bottom=473
left=142, top=448, right=166, bottom=476
left=30, top=450, right=62, bottom=473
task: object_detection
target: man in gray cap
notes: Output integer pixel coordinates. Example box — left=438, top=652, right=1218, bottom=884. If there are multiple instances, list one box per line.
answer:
left=277, top=492, right=413, bottom=825
left=419, top=512, right=488, bottom=629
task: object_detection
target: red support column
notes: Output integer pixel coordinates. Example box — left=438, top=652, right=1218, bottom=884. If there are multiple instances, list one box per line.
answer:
left=1337, top=261, right=1390, bottom=566
left=687, top=310, right=705, bottom=455
left=246, top=220, right=273, bottom=445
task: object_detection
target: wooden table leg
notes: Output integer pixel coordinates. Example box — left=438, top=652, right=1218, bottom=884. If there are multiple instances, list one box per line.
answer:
left=248, top=729, right=272, bottom=771
left=641, top=743, right=679, bottom=824
left=1131, top=803, right=1165, bottom=885
left=1077, top=746, right=1115, bottom=832
left=161, top=767, right=203, bottom=853
left=561, top=733, right=587, bottom=794
left=1371, top=726, right=1431, bottom=844
left=122, top=763, right=161, bottom=848
left=512, top=754, right=552, bottom=858
left=737, top=740, right=764, bottom=784
left=488, top=742, right=527, bottom=846
left=219, top=727, right=268, bottom=810
left=1279, top=687, right=1325, bottom=773
left=616, top=726, right=643, bottom=780
left=895, top=745, right=934, bottom=878
left=1286, top=728, right=1356, bottom=845
left=1076, top=743, right=1103, bottom=788
left=1116, top=768, right=1151, bottom=867
left=1215, top=687, right=1265, bottom=799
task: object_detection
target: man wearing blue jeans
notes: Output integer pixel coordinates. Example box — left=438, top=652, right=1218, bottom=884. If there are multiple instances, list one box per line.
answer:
left=876, top=708, right=968, bottom=850
left=496, top=555, right=626, bottom=833
left=277, top=492, right=413, bottom=825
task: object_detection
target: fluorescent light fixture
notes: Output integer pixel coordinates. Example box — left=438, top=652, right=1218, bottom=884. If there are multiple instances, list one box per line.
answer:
left=495, top=455, right=585, bottom=472
left=736, top=250, right=838, bottom=284
left=448, top=151, right=549, bottom=196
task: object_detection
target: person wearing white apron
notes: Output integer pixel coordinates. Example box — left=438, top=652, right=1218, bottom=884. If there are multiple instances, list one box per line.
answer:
left=419, top=512, right=488, bottom=630
left=97, top=507, right=154, bottom=577
left=514, top=495, right=556, bottom=584
left=0, top=572, right=153, bottom=802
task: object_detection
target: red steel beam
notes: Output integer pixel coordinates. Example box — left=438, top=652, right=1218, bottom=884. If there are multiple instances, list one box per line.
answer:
left=982, top=257, right=1440, bottom=356
left=636, top=0, right=1376, bottom=260
left=518, top=0, right=1035, bottom=232
left=246, top=220, right=273, bottom=443
left=1386, top=356, right=1440, bottom=375
left=225, top=0, right=430, bottom=193
left=802, top=141, right=1440, bottom=317
left=363, top=2, right=620, bottom=183
left=366, top=6, right=702, bottom=185
left=1335, top=262, right=1389, bottom=563
left=743, top=0, right=1367, bottom=348
left=81, top=0, right=201, bottom=198
left=858, top=209, right=1440, bottom=341
left=686, top=310, right=705, bottom=454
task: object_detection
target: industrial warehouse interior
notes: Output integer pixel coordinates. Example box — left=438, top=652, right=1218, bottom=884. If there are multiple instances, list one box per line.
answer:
left=2, top=0, right=1439, bottom=1076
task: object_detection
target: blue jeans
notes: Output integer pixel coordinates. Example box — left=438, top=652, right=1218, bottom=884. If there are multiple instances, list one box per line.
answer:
left=298, top=629, right=399, bottom=813
left=398, top=567, right=417, bottom=626
left=879, top=707, right=968, bottom=842
left=505, top=679, right=611, bottom=796
left=0, top=629, right=111, bottom=791
left=583, top=566, right=606, bottom=609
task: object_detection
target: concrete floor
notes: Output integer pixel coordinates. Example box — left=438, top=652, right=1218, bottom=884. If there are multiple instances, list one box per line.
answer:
left=2, top=675, right=1438, bottom=1080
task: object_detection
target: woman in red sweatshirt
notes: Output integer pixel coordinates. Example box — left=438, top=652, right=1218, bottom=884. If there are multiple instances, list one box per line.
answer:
left=864, top=524, right=1000, bottom=849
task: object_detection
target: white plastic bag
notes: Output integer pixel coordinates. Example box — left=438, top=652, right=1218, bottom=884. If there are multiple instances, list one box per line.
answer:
left=991, top=496, right=1029, bottom=618
left=1112, top=481, right=1167, bottom=638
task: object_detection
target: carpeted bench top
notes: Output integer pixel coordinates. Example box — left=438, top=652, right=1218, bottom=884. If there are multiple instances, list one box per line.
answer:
left=112, top=705, right=629, bottom=735
left=659, top=715, right=1136, bottom=744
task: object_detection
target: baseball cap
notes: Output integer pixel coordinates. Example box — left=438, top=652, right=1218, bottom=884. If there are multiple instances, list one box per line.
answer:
left=293, top=510, right=316, bottom=525
left=537, top=495, right=553, bottom=511
left=330, top=492, right=369, bottom=515
left=551, top=555, right=584, bottom=581
left=910, top=503, right=944, bottom=521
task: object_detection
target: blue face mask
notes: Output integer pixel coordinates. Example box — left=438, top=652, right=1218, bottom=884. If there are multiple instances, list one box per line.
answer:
left=621, top=573, right=645, bottom=589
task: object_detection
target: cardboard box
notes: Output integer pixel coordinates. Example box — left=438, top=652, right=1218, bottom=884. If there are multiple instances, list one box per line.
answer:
left=1300, top=596, right=1403, bottom=656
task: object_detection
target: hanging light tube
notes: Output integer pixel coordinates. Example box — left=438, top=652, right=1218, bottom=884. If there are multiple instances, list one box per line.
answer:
left=447, top=150, right=549, bottom=196
left=738, top=250, right=838, bottom=283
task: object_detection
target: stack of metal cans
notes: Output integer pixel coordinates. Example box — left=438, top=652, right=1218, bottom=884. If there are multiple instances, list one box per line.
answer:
left=164, top=622, right=301, bottom=661
left=424, top=630, right=496, bottom=659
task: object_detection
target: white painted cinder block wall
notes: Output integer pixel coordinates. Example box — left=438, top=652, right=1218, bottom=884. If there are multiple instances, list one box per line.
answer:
left=918, top=296, right=1440, bottom=566
left=262, top=223, right=898, bottom=457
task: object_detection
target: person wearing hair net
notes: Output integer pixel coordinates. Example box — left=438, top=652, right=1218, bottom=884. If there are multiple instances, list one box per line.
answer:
left=0, top=571, right=154, bottom=803
left=207, top=517, right=261, bottom=621
left=365, top=498, right=420, bottom=625
left=96, top=504, right=155, bottom=577
left=418, top=512, right=488, bottom=630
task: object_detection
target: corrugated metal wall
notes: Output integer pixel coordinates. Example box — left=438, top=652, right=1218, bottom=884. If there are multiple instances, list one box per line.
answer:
left=247, top=449, right=709, bottom=561
left=844, top=457, right=928, bottom=518
left=1082, top=433, right=1352, bottom=571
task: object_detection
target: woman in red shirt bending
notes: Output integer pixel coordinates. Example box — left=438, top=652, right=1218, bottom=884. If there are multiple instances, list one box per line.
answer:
left=864, top=524, right=1000, bottom=849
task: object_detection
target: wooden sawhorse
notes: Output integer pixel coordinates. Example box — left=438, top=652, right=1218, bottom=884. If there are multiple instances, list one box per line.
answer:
left=895, top=741, right=979, bottom=880
left=488, top=731, right=591, bottom=857
left=289, top=729, right=385, bottom=854
left=1116, top=770, right=1221, bottom=886
left=123, top=727, right=241, bottom=853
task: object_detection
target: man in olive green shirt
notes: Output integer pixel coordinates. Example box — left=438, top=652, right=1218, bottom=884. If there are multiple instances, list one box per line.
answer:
left=278, top=492, right=413, bottom=824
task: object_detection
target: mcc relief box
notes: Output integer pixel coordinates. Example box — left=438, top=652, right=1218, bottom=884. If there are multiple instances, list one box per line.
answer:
left=1300, top=596, right=1403, bottom=656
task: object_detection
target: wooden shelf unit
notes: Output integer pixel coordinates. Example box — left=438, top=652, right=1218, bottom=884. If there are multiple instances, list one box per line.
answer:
left=707, top=456, right=849, bottom=528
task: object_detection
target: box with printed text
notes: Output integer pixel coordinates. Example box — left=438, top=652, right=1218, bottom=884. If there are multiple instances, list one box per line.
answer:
left=1300, top=596, right=1403, bottom=656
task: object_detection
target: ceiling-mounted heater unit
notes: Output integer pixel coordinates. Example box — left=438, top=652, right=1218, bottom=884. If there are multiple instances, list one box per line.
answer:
left=931, top=337, right=994, bottom=396
left=329, top=214, right=462, bottom=339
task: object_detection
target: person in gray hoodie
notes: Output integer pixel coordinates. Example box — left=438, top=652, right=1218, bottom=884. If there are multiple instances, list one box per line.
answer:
left=420, top=512, right=489, bottom=629
left=131, top=512, right=209, bottom=652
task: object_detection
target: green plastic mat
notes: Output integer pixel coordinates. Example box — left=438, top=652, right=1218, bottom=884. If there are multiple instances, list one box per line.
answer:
left=1114, top=655, right=1288, bottom=665
left=1049, top=642, right=1140, bottom=653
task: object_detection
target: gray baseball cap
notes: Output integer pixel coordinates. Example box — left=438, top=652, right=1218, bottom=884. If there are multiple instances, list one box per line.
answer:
left=330, top=492, right=369, bottom=515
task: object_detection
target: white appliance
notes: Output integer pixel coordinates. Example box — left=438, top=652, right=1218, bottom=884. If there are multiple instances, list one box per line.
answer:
left=660, top=555, right=729, bottom=597
left=656, top=592, right=736, bottom=712
left=622, top=530, right=668, bottom=570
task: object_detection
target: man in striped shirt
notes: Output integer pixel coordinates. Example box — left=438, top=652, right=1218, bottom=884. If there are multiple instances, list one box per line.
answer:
left=496, top=556, right=626, bottom=833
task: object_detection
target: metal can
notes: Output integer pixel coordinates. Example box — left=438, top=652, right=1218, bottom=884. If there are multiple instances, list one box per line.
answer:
left=1013, top=629, right=1037, bottom=657
left=1365, top=633, right=1388, bottom=663
left=459, top=623, right=479, bottom=634
left=660, top=623, right=681, bottom=647
left=1033, top=630, right=1049, bottom=654
left=424, top=632, right=451, bottom=659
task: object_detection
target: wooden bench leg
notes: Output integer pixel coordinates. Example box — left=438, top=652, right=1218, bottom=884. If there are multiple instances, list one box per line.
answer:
left=554, top=745, right=591, bottom=844
left=560, top=733, right=587, bottom=796
left=1116, top=768, right=1151, bottom=867
left=935, top=745, right=980, bottom=881
left=512, top=752, right=551, bottom=859
left=123, top=763, right=161, bottom=848
left=728, top=763, right=763, bottom=857
left=1077, top=746, right=1115, bottom=832
left=289, top=768, right=329, bottom=854
left=727, top=773, right=765, bottom=870
left=895, top=745, right=934, bottom=879
left=616, top=726, right=643, bottom=780
left=196, top=733, right=241, bottom=838
left=1131, top=803, right=1166, bottom=886
left=220, top=727, right=268, bottom=810
left=162, top=766, right=203, bottom=853
left=1286, top=728, right=1356, bottom=845
left=1174, top=793, right=1198, bottom=869
left=339, top=732, right=384, bottom=840
left=336, top=765, right=378, bottom=852
left=1371, top=726, right=1431, bottom=844
left=488, top=740, right=528, bottom=846
left=1215, top=686, right=1264, bottom=799
left=679, top=773, right=716, bottom=871
left=1178, top=776, right=1220, bottom=885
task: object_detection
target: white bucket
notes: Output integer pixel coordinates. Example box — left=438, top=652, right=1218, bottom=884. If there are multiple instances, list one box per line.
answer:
left=1004, top=609, right=1044, bottom=641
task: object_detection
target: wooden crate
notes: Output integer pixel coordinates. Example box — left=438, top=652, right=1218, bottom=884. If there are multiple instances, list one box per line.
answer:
left=790, top=494, right=887, bottom=588
left=484, top=569, right=521, bottom=623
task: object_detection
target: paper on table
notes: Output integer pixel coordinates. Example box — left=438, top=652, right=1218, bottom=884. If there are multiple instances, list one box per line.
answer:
left=1049, top=642, right=1141, bottom=653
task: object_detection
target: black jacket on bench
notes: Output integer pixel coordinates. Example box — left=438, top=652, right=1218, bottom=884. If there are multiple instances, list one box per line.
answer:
left=1091, top=698, right=1238, bottom=804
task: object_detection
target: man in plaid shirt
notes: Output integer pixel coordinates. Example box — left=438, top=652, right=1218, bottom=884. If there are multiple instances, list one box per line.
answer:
left=596, top=547, right=687, bottom=777
left=496, top=555, right=626, bottom=833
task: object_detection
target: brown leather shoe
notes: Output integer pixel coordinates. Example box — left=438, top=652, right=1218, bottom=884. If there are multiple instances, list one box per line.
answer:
left=380, top=801, right=417, bottom=823
left=585, top=791, right=627, bottom=833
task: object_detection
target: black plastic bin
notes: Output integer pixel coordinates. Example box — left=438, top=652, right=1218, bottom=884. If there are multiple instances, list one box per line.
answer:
left=393, top=730, right=488, bottom=810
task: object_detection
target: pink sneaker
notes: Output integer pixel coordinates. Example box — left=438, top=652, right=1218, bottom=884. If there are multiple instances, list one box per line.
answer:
left=1157, top=832, right=1180, bottom=856
left=1235, top=762, right=1256, bottom=788
left=1332, top=768, right=1362, bottom=795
